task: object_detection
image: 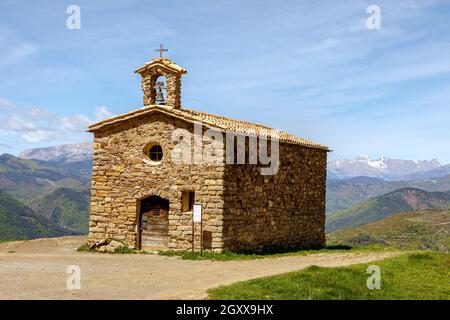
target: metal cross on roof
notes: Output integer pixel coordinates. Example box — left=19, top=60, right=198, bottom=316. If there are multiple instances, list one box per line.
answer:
left=155, top=44, right=168, bottom=58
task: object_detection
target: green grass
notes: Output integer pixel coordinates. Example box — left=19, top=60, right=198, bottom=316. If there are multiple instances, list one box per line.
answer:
left=158, top=244, right=394, bottom=261
left=77, top=243, right=385, bottom=258
left=76, top=243, right=94, bottom=252
left=207, top=252, right=450, bottom=300
left=327, top=210, right=450, bottom=252
left=158, top=250, right=260, bottom=261
left=326, top=188, right=450, bottom=233
left=114, top=246, right=149, bottom=254
left=28, top=187, right=90, bottom=234
left=0, top=189, right=71, bottom=241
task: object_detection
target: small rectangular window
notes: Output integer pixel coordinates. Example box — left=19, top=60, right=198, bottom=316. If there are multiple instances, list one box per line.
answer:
left=182, top=191, right=195, bottom=212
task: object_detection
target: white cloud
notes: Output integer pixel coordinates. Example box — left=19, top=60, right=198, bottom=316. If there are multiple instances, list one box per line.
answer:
left=95, top=105, right=115, bottom=121
left=0, top=98, right=16, bottom=109
left=300, top=38, right=341, bottom=53
left=20, top=130, right=56, bottom=143
left=1, top=42, right=38, bottom=65
left=0, top=99, right=114, bottom=143
left=0, top=27, right=38, bottom=65
left=60, top=114, right=91, bottom=132
left=2, top=114, right=36, bottom=131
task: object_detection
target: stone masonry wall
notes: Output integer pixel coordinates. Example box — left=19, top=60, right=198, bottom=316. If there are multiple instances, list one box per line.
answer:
left=141, top=69, right=181, bottom=108
left=222, top=143, right=327, bottom=251
left=88, top=112, right=225, bottom=251
left=89, top=111, right=327, bottom=253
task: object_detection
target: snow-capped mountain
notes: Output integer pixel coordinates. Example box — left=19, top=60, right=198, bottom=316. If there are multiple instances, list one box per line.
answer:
left=328, top=155, right=446, bottom=180
left=16, top=144, right=450, bottom=182
left=18, top=142, right=93, bottom=163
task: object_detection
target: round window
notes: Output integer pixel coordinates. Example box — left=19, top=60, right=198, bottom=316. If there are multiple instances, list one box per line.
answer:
left=149, top=145, right=163, bottom=162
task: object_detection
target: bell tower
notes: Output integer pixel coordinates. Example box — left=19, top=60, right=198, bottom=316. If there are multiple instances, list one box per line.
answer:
left=134, top=45, right=187, bottom=109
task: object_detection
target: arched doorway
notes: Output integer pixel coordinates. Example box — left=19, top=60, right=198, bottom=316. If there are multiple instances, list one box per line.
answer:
left=139, top=195, right=169, bottom=250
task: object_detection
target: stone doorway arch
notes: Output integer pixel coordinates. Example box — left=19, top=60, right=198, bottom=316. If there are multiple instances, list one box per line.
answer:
left=138, top=195, right=169, bottom=250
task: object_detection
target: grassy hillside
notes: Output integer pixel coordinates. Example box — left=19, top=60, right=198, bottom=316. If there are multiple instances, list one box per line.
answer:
left=327, top=210, right=450, bottom=252
left=0, top=154, right=86, bottom=201
left=327, top=175, right=450, bottom=213
left=207, top=252, right=450, bottom=300
left=46, top=159, right=92, bottom=182
left=327, top=176, right=400, bottom=213
left=0, top=189, right=73, bottom=241
left=326, top=188, right=450, bottom=232
left=28, top=187, right=91, bottom=234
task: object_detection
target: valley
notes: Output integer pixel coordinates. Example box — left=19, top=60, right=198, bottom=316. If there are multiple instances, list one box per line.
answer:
left=327, top=210, right=450, bottom=252
left=0, top=148, right=91, bottom=239
left=326, top=188, right=450, bottom=232
left=0, top=189, right=73, bottom=241
left=1, top=145, right=450, bottom=247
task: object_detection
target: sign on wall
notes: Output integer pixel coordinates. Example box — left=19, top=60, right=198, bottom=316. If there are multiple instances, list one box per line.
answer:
left=193, top=204, right=202, bottom=222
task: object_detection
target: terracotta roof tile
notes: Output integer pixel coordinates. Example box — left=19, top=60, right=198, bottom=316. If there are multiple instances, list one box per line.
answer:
left=88, top=105, right=328, bottom=150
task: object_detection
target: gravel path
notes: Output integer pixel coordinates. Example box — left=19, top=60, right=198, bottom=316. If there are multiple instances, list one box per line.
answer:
left=0, top=236, right=400, bottom=299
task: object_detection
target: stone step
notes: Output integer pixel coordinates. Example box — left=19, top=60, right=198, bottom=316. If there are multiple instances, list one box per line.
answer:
left=142, top=245, right=168, bottom=251
left=142, top=239, right=168, bottom=247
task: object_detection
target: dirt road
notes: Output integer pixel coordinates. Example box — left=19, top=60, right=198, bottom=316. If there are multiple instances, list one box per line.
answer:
left=0, top=236, right=399, bottom=299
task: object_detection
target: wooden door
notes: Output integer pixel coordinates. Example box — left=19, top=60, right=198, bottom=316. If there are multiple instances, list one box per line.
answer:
left=139, top=196, right=169, bottom=250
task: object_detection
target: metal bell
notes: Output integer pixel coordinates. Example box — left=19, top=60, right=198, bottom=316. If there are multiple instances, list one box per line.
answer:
left=155, top=81, right=166, bottom=105
left=156, top=88, right=165, bottom=105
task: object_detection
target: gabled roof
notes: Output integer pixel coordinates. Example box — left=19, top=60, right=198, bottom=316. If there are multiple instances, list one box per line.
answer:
left=134, top=57, right=187, bottom=75
left=88, top=105, right=328, bottom=150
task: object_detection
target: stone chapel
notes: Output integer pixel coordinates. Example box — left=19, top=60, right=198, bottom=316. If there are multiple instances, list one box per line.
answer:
left=87, top=52, right=329, bottom=252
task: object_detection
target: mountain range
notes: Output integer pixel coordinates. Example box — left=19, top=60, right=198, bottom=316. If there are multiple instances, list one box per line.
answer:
left=18, top=144, right=450, bottom=181
left=15, top=144, right=450, bottom=183
left=328, top=155, right=450, bottom=180
left=18, top=142, right=93, bottom=163
left=0, top=153, right=89, bottom=202
left=326, top=188, right=450, bottom=232
left=327, top=174, right=450, bottom=213
left=0, top=189, right=73, bottom=241
left=1, top=142, right=450, bottom=245
left=327, top=209, right=450, bottom=252
left=28, top=186, right=91, bottom=234
left=0, top=150, right=91, bottom=238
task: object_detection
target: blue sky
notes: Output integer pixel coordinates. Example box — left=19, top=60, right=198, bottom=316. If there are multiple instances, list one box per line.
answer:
left=0, top=0, right=450, bottom=162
